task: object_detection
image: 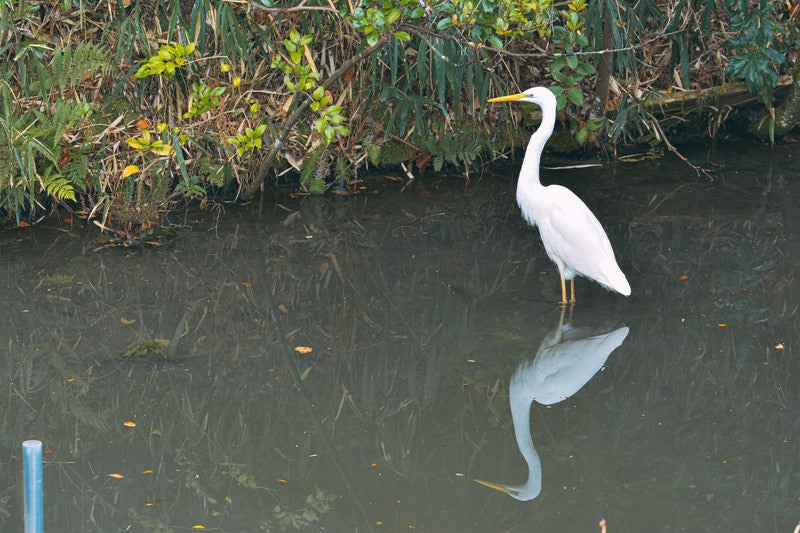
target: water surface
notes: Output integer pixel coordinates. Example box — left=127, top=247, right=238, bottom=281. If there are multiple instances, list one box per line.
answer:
left=0, top=140, right=797, bottom=532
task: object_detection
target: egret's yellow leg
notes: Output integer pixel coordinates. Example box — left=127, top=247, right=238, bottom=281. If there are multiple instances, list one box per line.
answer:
left=559, top=272, right=568, bottom=306
left=569, top=279, right=576, bottom=304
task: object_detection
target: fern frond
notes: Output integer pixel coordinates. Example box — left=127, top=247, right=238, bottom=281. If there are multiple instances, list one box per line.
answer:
left=422, top=130, right=488, bottom=172
left=49, top=42, right=114, bottom=95
left=50, top=99, right=92, bottom=142
left=42, top=172, right=76, bottom=202
left=62, top=152, right=90, bottom=192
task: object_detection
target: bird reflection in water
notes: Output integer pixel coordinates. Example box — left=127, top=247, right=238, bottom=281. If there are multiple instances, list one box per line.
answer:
left=475, top=308, right=629, bottom=501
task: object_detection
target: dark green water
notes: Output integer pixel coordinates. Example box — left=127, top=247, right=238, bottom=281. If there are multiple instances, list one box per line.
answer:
left=0, top=140, right=797, bottom=532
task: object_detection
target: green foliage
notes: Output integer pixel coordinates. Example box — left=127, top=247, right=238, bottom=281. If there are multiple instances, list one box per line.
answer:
left=299, top=147, right=326, bottom=194
left=4, top=0, right=784, bottom=212
left=0, top=41, right=109, bottom=219
left=61, top=147, right=90, bottom=191
left=488, top=0, right=553, bottom=39
left=724, top=0, right=787, bottom=107
left=346, top=0, right=554, bottom=50
left=172, top=135, right=206, bottom=198
left=367, top=33, right=496, bottom=142
left=116, top=38, right=268, bottom=229
left=49, top=42, right=114, bottom=96
left=420, top=130, right=487, bottom=173
left=267, top=488, right=337, bottom=531
left=428, top=0, right=552, bottom=46
left=126, top=129, right=173, bottom=157
left=226, top=124, right=266, bottom=157
left=41, top=168, right=77, bottom=202
left=351, top=4, right=403, bottom=46
left=270, top=29, right=318, bottom=92
left=223, top=464, right=259, bottom=489
left=183, top=82, right=226, bottom=119
left=310, top=87, right=349, bottom=145
left=548, top=0, right=596, bottom=110
left=127, top=509, right=174, bottom=533
left=271, top=32, right=350, bottom=149
left=607, top=90, right=665, bottom=147
left=246, top=97, right=260, bottom=114
left=0, top=80, right=93, bottom=220
left=574, top=117, right=604, bottom=145
left=134, top=42, right=196, bottom=79
left=350, top=0, right=594, bottom=156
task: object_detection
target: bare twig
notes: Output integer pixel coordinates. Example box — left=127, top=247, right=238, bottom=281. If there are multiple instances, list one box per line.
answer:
left=647, top=111, right=713, bottom=179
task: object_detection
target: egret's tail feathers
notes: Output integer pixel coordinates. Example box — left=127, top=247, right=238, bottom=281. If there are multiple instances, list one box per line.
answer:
left=615, top=276, right=631, bottom=297
left=604, top=270, right=630, bottom=296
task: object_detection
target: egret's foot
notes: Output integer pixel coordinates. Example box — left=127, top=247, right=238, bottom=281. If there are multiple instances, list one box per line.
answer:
left=559, top=274, right=569, bottom=307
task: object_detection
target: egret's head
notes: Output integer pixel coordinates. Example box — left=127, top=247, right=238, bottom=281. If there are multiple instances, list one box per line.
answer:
left=488, top=86, right=555, bottom=107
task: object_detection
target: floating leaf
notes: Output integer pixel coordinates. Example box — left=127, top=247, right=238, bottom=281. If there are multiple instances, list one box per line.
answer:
left=123, top=420, right=137, bottom=427
left=120, top=316, right=136, bottom=325
left=123, top=339, right=170, bottom=358
left=294, top=346, right=313, bottom=354
left=107, top=473, right=124, bottom=479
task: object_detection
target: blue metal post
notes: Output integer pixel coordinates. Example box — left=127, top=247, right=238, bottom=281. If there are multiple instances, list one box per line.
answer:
left=23, top=440, right=43, bottom=533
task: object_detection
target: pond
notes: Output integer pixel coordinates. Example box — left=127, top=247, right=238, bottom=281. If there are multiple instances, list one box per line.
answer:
left=0, top=139, right=797, bottom=532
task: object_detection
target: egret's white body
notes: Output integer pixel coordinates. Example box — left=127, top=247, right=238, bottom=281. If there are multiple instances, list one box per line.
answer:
left=489, top=87, right=630, bottom=304
left=475, top=310, right=630, bottom=500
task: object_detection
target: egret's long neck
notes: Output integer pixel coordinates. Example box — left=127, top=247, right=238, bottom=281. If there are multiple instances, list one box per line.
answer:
left=509, top=387, right=541, bottom=471
left=517, top=99, right=556, bottom=191
left=507, top=379, right=542, bottom=499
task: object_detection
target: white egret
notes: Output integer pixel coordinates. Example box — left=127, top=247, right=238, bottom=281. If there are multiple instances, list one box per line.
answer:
left=475, top=309, right=629, bottom=500
left=488, top=87, right=630, bottom=305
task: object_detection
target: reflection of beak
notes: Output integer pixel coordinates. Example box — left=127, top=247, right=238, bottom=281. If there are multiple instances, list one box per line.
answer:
left=473, top=478, right=512, bottom=494
left=487, top=93, right=526, bottom=103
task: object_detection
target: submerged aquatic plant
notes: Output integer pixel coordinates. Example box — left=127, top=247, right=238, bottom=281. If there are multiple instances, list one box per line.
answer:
left=268, top=488, right=338, bottom=531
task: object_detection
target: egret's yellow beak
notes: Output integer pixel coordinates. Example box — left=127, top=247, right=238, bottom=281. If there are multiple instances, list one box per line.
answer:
left=487, top=93, right=526, bottom=103
left=473, top=478, right=512, bottom=494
